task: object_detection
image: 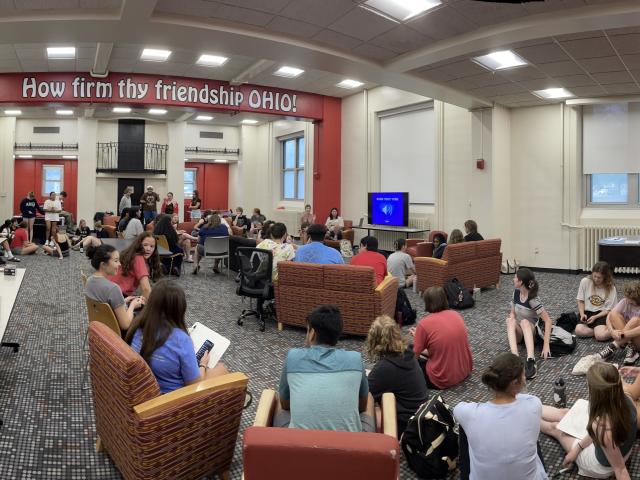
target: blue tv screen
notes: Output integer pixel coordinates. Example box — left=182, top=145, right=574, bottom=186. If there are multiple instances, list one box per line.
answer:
left=368, top=192, right=409, bottom=227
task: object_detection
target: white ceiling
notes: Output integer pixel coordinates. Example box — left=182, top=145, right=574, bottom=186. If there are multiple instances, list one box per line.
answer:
left=0, top=0, right=638, bottom=109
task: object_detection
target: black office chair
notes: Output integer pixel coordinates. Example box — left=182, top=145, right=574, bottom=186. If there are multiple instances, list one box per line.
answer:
left=235, top=247, right=274, bottom=332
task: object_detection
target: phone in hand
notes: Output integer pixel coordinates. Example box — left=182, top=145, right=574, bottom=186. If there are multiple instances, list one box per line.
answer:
left=195, top=339, right=214, bottom=363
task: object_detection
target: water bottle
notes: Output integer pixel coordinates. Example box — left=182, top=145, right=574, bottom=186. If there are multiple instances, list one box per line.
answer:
left=554, top=378, right=567, bottom=408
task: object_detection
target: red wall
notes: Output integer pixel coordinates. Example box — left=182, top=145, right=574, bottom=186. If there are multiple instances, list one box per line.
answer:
left=13, top=158, right=77, bottom=217
left=184, top=162, right=229, bottom=219
left=313, top=96, right=342, bottom=220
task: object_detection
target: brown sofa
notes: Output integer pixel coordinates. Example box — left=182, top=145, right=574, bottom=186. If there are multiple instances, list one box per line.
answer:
left=406, top=230, right=447, bottom=258
left=415, top=238, right=502, bottom=292
left=274, top=261, right=398, bottom=336
left=88, top=321, right=248, bottom=480
left=243, top=389, right=399, bottom=480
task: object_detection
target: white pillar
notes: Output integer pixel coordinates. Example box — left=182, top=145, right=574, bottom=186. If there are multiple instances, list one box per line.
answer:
left=77, top=118, right=98, bottom=224
left=0, top=117, right=16, bottom=220
left=167, top=121, right=186, bottom=221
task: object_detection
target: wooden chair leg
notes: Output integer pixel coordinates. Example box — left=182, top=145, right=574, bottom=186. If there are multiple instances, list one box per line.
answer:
left=95, top=437, right=103, bottom=452
left=277, top=322, right=283, bottom=331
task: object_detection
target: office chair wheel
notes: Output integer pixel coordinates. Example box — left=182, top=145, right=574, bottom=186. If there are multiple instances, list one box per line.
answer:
left=259, top=320, right=265, bottom=332
left=237, top=317, right=244, bottom=326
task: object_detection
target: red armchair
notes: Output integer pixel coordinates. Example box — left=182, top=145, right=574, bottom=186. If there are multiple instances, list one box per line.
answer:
left=406, top=230, right=447, bottom=258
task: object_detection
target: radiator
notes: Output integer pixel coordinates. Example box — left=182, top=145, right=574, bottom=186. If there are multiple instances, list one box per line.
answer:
left=582, top=225, right=640, bottom=273
left=364, top=217, right=432, bottom=252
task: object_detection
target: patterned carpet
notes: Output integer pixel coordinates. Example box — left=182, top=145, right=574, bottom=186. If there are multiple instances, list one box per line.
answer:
left=0, top=251, right=638, bottom=479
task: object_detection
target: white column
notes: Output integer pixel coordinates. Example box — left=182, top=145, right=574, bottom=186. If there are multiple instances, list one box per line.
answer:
left=167, top=121, right=186, bottom=221
left=77, top=118, right=98, bottom=223
left=0, top=117, right=16, bottom=220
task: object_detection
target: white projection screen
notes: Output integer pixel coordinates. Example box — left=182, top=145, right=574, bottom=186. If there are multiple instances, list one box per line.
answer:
left=380, top=107, right=435, bottom=204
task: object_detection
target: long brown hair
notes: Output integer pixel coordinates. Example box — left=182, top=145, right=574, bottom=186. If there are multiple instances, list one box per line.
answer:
left=125, top=280, right=188, bottom=364
left=119, top=231, right=161, bottom=279
left=586, top=362, right=632, bottom=450
left=364, top=315, right=405, bottom=362
left=591, top=261, right=614, bottom=298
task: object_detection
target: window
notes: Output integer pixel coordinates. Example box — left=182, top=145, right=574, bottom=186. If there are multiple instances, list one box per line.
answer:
left=590, top=174, right=629, bottom=204
left=281, top=136, right=304, bottom=200
left=42, top=165, right=63, bottom=196
left=184, top=169, right=197, bottom=198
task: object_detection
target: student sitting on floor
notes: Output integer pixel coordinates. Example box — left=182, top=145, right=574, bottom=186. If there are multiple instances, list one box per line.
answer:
left=294, top=224, right=344, bottom=265
left=618, top=365, right=640, bottom=430
left=125, top=280, right=228, bottom=394
left=506, top=268, right=552, bottom=380
left=71, top=219, right=91, bottom=247
left=541, top=362, right=635, bottom=480
left=10, top=221, right=39, bottom=256
left=256, top=222, right=296, bottom=281
left=42, top=223, right=71, bottom=259
left=454, top=353, right=548, bottom=480
left=0, top=219, right=20, bottom=262
left=85, top=244, right=144, bottom=332
left=107, top=232, right=160, bottom=299
left=598, top=280, right=640, bottom=366
left=387, top=238, right=416, bottom=288
left=75, top=221, right=109, bottom=251
left=364, top=315, right=428, bottom=436
left=409, top=286, right=473, bottom=389
left=350, top=236, right=387, bottom=286
left=575, top=261, right=617, bottom=342
left=274, top=305, right=375, bottom=432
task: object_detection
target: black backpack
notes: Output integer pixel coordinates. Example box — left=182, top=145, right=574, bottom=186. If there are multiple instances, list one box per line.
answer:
left=395, top=288, right=417, bottom=326
left=401, top=395, right=459, bottom=479
left=556, top=311, right=579, bottom=333
left=443, top=278, right=475, bottom=310
left=535, top=322, right=577, bottom=356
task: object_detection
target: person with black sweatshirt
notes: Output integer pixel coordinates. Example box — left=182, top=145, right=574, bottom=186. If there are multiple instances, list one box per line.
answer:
left=364, top=315, right=428, bottom=435
left=20, top=191, right=45, bottom=242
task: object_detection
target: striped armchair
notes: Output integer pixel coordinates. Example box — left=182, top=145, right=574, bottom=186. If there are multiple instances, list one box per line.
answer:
left=274, top=262, right=398, bottom=336
left=88, top=322, right=248, bottom=480
left=414, top=238, right=502, bottom=292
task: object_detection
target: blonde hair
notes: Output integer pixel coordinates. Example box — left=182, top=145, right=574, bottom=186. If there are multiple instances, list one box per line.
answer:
left=364, top=315, right=405, bottom=362
left=449, top=229, right=464, bottom=244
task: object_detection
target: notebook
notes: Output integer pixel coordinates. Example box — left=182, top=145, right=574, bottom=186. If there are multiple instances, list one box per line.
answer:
left=557, top=399, right=589, bottom=439
left=188, top=322, right=230, bottom=369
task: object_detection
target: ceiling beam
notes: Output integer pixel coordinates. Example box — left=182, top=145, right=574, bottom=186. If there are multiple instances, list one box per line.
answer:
left=120, top=0, right=157, bottom=24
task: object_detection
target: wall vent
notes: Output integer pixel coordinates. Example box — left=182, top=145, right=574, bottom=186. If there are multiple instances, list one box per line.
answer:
left=200, top=131, right=223, bottom=139
left=33, top=126, right=60, bottom=134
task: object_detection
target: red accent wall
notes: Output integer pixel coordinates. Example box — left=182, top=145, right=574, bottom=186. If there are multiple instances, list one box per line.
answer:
left=184, top=162, right=229, bottom=219
left=13, top=158, right=77, bottom=217
left=313, top=96, right=342, bottom=220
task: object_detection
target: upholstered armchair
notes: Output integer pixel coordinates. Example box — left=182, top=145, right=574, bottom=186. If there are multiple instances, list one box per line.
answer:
left=406, top=229, right=447, bottom=258
left=102, top=215, right=120, bottom=238
left=243, top=389, right=400, bottom=480
left=88, top=322, right=248, bottom=480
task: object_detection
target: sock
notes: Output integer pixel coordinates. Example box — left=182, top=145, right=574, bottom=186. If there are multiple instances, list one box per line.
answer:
left=6, top=250, right=14, bottom=259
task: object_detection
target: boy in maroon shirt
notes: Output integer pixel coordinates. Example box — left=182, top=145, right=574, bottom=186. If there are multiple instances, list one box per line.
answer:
left=350, top=236, right=387, bottom=286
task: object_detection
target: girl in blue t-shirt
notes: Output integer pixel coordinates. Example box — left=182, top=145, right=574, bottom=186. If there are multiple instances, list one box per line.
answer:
left=506, top=268, right=552, bottom=380
left=125, top=279, right=228, bottom=394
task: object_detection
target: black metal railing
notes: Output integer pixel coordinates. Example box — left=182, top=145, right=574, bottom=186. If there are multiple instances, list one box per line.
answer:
left=14, top=142, right=78, bottom=151
left=184, top=146, right=240, bottom=156
left=96, top=142, right=168, bottom=173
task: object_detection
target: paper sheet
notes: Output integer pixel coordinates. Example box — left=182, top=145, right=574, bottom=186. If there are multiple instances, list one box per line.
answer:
left=557, top=398, right=589, bottom=439
left=188, top=322, right=230, bottom=369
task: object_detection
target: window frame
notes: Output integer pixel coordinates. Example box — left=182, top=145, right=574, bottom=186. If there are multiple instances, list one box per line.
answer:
left=184, top=168, right=197, bottom=199
left=281, top=135, right=304, bottom=201
left=41, top=164, right=64, bottom=197
left=585, top=173, right=638, bottom=208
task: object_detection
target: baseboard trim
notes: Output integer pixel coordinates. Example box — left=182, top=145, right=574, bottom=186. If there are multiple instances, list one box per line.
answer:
left=521, top=266, right=582, bottom=275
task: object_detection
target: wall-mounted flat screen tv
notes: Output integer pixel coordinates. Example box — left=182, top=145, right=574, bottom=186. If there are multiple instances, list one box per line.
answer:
left=368, top=192, right=409, bottom=227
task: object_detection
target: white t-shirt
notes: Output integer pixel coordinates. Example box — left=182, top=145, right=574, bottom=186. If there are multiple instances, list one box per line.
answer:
left=576, top=276, right=617, bottom=313
left=387, top=251, right=414, bottom=283
left=123, top=218, right=144, bottom=240
left=454, top=394, right=548, bottom=480
left=44, top=199, right=61, bottom=222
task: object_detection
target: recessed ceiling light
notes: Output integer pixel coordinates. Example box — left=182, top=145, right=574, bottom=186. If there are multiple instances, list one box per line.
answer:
left=148, top=108, right=167, bottom=115
left=214, top=159, right=229, bottom=163
left=141, top=48, right=172, bottom=62
left=533, top=87, right=574, bottom=99
left=56, top=109, right=74, bottom=115
left=47, top=46, right=76, bottom=59
left=63, top=155, right=77, bottom=159
left=18, top=155, right=33, bottom=158
left=473, top=50, right=528, bottom=71
left=195, top=115, right=213, bottom=121
left=362, top=0, right=441, bottom=22
left=273, top=66, right=304, bottom=78
left=4, top=109, right=21, bottom=115
left=241, top=119, right=258, bottom=125
left=112, top=107, right=131, bottom=113
left=196, top=54, right=228, bottom=67
left=337, top=79, right=364, bottom=89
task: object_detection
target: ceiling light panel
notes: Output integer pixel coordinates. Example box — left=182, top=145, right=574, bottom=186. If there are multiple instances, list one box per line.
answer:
left=362, top=0, right=441, bottom=22
left=148, top=108, right=167, bottom=115
left=47, top=46, right=76, bottom=59
left=273, top=66, right=304, bottom=78
left=337, top=79, right=364, bottom=89
left=533, top=88, right=574, bottom=99
left=241, top=119, right=258, bottom=125
left=112, top=107, right=131, bottom=113
left=473, top=50, right=528, bottom=71
left=196, top=54, right=228, bottom=67
left=195, top=115, right=213, bottom=121
left=141, top=48, right=172, bottom=62
left=18, top=155, right=32, bottom=158
left=56, top=110, right=74, bottom=115
left=63, top=155, right=77, bottom=159
left=4, top=110, right=21, bottom=115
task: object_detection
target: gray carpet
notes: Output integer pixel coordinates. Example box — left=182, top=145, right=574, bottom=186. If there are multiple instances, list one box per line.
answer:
left=0, top=251, right=638, bottom=479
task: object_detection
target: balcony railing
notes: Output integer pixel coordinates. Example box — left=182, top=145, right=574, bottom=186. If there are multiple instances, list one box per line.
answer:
left=184, top=146, right=240, bottom=156
left=96, top=142, right=168, bottom=174
left=15, top=142, right=78, bottom=151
